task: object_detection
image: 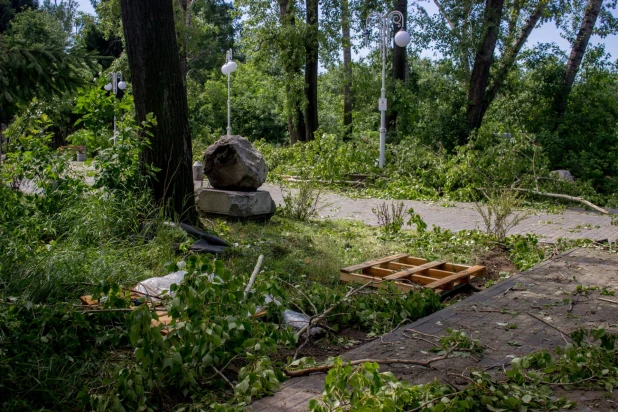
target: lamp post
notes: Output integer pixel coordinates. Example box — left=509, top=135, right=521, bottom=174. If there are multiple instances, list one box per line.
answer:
left=104, top=72, right=127, bottom=145
left=221, top=49, right=238, bottom=136
left=365, top=11, right=411, bottom=168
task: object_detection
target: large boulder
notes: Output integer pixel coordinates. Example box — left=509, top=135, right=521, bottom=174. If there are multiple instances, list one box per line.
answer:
left=203, top=135, right=267, bottom=191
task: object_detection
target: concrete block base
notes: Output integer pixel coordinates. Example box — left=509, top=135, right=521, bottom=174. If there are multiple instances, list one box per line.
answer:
left=196, top=188, right=276, bottom=221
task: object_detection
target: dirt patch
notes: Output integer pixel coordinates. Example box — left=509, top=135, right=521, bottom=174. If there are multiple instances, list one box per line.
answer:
left=475, top=246, right=518, bottom=281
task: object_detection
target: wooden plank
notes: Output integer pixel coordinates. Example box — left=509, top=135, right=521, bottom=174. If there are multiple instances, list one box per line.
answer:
left=382, top=261, right=416, bottom=270
left=441, top=263, right=472, bottom=272
left=383, top=261, right=446, bottom=281
left=402, top=256, right=429, bottom=266
left=409, top=274, right=439, bottom=285
left=362, top=267, right=394, bottom=277
left=384, top=261, right=450, bottom=274
left=341, top=253, right=408, bottom=273
left=340, top=271, right=417, bottom=293
left=426, top=268, right=458, bottom=278
left=384, top=263, right=455, bottom=279
left=425, top=266, right=485, bottom=290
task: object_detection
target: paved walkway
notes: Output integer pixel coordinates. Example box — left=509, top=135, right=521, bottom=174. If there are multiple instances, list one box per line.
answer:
left=263, top=184, right=618, bottom=243
left=251, top=247, right=618, bottom=411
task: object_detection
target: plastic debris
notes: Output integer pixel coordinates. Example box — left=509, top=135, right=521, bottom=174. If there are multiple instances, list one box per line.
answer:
left=283, top=309, right=324, bottom=336
left=133, top=270, right=187, bottom=299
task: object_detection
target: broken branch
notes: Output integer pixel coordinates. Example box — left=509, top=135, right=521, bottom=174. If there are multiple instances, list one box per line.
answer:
left=243, top=254, right=264, bottom=299
left=528, top=312, right=571, bottom=344
left=294, top=281, right=372, bottom=339
left=285, top=344, right=458, bottom=377
left=512, top=188, right=609, bottom=215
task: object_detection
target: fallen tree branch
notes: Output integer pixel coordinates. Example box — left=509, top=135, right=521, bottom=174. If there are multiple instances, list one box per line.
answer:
left=528, top=312, right=571, bottom=344
left=598, top=297, right=618, bottom=305
left=211, top=366, right=235, bottom=390
left=512, top=188, right=609, bottom=214
left=279, top=278, right=318, bottom=314
left=406, top=390, right=464, bottom=412
left=285, top=344, right=458, bottom=377
left=294, top=281, right=372, bottom=339
left=243, top=255, right=264, bottom=299
left=80, top=308, right=167, bottom=314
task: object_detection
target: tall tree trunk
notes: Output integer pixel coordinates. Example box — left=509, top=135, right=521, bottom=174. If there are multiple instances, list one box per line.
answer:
left=342, top=0, right=353, bottom=139
left=178, top=0, right=192, bottom=83
left=120, top=0, right=197, bottom=223
left=478, top=0, right=547, bottom=124
left=304, top=0, right=319, bottom=141
left=387, top=0, right=407, bottom=132
left=552, top=0, right=603, bottom=118
left=278, top=0, right=306, bottom=144
left=466, top=0, right=505, bottom=135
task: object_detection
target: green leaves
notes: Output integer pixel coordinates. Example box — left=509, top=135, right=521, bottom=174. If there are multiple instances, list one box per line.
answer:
left=311, top=328, right=618, bottom=411
left=101, top=256, right=293, bottom=409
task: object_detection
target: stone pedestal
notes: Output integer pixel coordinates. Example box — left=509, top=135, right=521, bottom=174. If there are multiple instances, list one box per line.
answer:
left=196, top=188, right=276, bottom=221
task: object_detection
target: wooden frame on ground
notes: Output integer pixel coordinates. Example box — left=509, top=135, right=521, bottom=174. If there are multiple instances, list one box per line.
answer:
left=340, top=254, right=485, bottom=295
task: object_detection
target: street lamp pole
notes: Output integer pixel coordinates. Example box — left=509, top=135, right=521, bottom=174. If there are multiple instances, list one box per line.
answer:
left=221, top=49, right=238, bottom=136
left=104, top=72, right=127, bottom=145
left=365, top=11, right=411, bottom=168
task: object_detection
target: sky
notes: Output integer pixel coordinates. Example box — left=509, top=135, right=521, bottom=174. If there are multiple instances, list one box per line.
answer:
left=75, top=0, right=618, bottom=61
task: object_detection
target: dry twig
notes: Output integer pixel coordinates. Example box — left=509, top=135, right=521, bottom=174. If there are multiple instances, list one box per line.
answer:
left=528, top=312, right=571, bottom=344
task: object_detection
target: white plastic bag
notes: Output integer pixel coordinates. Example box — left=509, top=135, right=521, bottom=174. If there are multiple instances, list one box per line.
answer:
left=283, top=309, right=324, bottom=336
left=133, top=270, right=187, bottom=299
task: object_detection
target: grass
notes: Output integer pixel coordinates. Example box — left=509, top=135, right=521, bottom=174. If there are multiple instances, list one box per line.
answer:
left=0, top=174, right=592, bottom=410
left=206, top=216, right=493, bottom=289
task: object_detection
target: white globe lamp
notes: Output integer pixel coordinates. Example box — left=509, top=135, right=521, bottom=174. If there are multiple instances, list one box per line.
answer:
left=104, top=83, right=113, bottom=91
left=227, top=61, right=238, bottom=73
left=394, top=30, right=411, bottom=47
left=118, top=81, right=127, bottom=90
left=221, top=63, right=230, bottom=75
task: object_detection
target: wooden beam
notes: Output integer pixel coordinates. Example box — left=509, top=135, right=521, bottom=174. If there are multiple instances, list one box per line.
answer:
left=426, top=268, right=458, bottom=279
left=339, top=271, right=417, bottom=293
left=409, top=274, right=439, bottom=285
left=383, top=261, right=446, bottom=281
left=441, top=263, right=472, bottom=272
left=362, top=267, right=394, bottom=277
left=402, top=256, right=429, bottom=266
left=341, top=253, right=409, bottom=273
left=425, top=266, right=485, bottom=290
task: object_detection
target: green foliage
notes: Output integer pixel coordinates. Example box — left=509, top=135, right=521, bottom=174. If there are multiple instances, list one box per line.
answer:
left=279, top=180, right=323, bottom=221
left=506, top=234, right=546, bottom=271
left=0, top=300, right=128, bottom=411
left=93, top=113, right=158, bottom=194
left=0, top=36, right=97, bottom=123
left=309, top=327, right=618, bottom=411
left=1, top=111, right=86, bottom=213
left=98, top=255, right=294, bottom=409
left=70, top=80, right=134, bottom=153
left=308, top=358, right=452, bottom=411
left=292, top=282, right=442, bottom=336
left=6, top=8, right=69, bottom=48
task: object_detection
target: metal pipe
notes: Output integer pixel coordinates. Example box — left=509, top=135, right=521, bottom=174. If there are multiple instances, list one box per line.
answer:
left=366, top=10, right=405, bottom=168
left=226, top=49, right=233, bottom=136
left=227, top=72, right=231, bottom=136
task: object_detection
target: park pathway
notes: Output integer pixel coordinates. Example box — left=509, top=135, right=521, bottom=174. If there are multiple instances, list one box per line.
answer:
left=251, top=247, right=618, bottom=411
left=262, top=184, right=618, bottom=244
